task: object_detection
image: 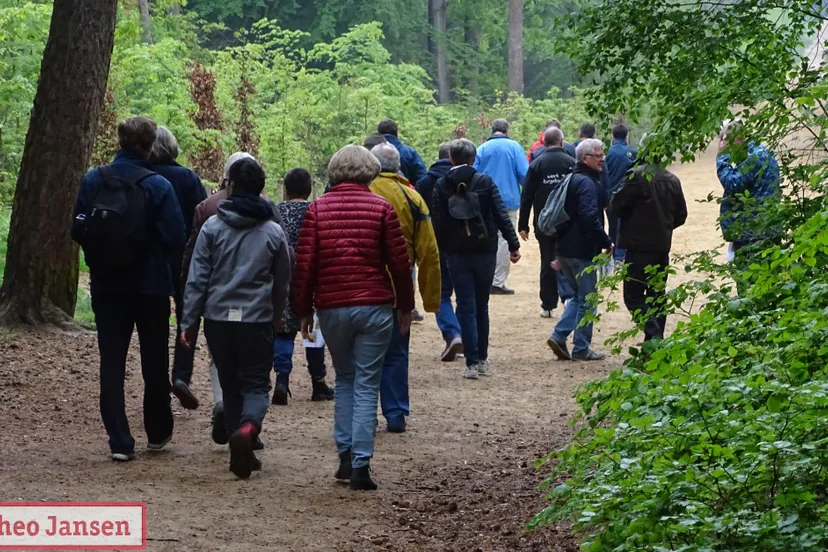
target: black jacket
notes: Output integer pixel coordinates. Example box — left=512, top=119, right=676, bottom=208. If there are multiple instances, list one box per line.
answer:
left=415, top=159, right=452, bottom=213
left=519, top=147, right=576, bottom=235
left=608, top=164, right=687, bottom=252
left=556, top=163, right=612, bottom=260
left=432, top=165, right=520, bottom=256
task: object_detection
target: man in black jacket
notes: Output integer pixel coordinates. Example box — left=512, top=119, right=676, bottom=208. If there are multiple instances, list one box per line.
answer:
left=518, top=127, right=576, bottom=318
left=609, top=163, right=687, bottom=341
left=547, top=139, right=613, bottom=362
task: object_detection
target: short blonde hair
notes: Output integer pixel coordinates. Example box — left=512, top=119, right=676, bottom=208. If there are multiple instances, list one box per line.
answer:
left=327, top=145, right=381, bottom=186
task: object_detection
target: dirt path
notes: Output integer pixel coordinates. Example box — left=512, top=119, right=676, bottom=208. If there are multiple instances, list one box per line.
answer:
left=0, top=151, right=722, bottom=551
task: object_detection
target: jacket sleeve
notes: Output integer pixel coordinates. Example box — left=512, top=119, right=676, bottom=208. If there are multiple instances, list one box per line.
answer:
left=291, top=203, right=318, bottom=319
left=518, top=165, right=538, bottom=233
left=181, top=224, right=213, bottom=331
left=608, top=174, right=641, bottom=219
left=577, top=179, right=613, bottom=249
left=410, top=150, right=428, bottom=185
left=431, top=181, right=445, bottom=248
left=70, top=170, right=97, bottom=245
left=513, top=143, right=530, bottom=187
left=414, top=202, right=441, bottom=313
left=181, top=201, right=205, bottom=285
left=490, top=180, right=520, bottom=252
left=270, top=226, right=292, bottom=323
left=155, top=179, right=187, bottom=254
left=717, top=152, right=767, bottom=196
left=673, top=176, right=688, bottom=229
left=382, top=206, right=415, bottom=313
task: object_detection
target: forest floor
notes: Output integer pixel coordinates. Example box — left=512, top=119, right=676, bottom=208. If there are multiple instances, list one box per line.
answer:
left=0, top=149, right=723, bottom=551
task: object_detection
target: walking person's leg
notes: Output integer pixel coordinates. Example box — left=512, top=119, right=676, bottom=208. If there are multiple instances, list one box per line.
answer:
left=549, top=257, right=581, bottom=360
left=271, top=332, right=295, bottom=405
left=570, top=259, right=601, bottom=360
left=492, top=210, right=518, bottom=292
left=207, top=349, right=228, bottom=445
left=473, top=252, right=496, bottom=375
left=92, top=293, right=136, bottom=460
left=204, top=320, right=242, bottom=440
left=379, top=311, right=410, bottom=432
left=538, top=234, right=559, bottom=314
left=436, top=253, right=462, bottom=361
left=640, top=251, right=670, bottom=341
left=623, top=249, right=651, bottom=339
left=306, top=345, right=334, bottom=401
left=171, top=288, right=198, bottom=409
left=448, top=255, right=480, bottom=377
left=134, top=295, right=174, bottom=450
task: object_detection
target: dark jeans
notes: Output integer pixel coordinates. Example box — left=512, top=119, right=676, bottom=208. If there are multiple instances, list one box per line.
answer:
left=447, top=252, right=496, bottom=367
left=172, top=291, right=197, bottom=384
left=380, top=310, right=411, bottom=426
left=623, top=250, right=670, bottom=341
left=537, top=233, right=559, bottom=310
left=204, top=320, right=273, bottom=435
left=608, top=215, right=626, bottom=262
left=273, top=332, right=326, bottom=378
left=92, top=293, right=173, bottom=455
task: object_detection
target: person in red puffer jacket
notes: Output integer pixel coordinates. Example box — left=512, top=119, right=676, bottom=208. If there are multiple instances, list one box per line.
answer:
left=291, top=144, right=414, bottom=492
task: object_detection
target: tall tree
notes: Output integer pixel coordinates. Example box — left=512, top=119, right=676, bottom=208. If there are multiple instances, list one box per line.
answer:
left=0, top=0, right=118, bottom=326
left=507, top=0, right=524, bottom=93
left=139, top=0, right=153, bottom=45
left=431, top=0, right=450, bottom=104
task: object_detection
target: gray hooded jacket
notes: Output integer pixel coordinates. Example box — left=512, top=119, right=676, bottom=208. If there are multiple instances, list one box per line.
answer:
left=182, top=200, right=291, bottom=330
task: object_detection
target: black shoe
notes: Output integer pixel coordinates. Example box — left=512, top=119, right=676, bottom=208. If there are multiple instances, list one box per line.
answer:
left=253, top=436, right=264, bottom=451
left=335, top=450, right=352, bottom=480
left=272, top=381, right=290, bottom=406
left=172, top=380, right=199, bottom=410
left=228, top=423, right=257, bottom=480
left=251, top=454, right=262, bottom=472
left=212, top=402, right=228, bottom=445
left=387, top=417, right=406, bottom=433
left=490, top=285, right=515, bottom=295
left=111, top=452, right=135, bottom=462
left=350, top=465, right=378, bottom=491
left=547, top=337, right=572, bottom=361
left=311, top=378, right=335, bottom=402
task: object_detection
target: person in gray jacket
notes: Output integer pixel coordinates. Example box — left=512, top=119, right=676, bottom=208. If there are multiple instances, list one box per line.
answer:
left=180, top=157, right=291, bottom=479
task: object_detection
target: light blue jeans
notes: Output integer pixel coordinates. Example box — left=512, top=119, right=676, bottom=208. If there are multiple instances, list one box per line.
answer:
left=317, top=305, right=394, bottom=469
left=551, top=257, right=598, bottom=356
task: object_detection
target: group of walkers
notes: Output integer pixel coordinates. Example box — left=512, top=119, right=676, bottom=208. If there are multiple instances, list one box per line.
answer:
left=70, top=112, right=779, bottom=489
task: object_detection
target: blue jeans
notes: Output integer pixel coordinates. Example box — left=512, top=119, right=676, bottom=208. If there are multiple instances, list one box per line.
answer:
left=318, top=305, right=394, bottom=469
left=380, top=310, right=410, bottom=427
left=551, top=257, right=598, bottom=356
left=273, top=332, right=326, bottom=379
left=557, top=270, right=576, bottom=301
left=447, top=252, right=496, bottom=367
left=435, top=253, right=461, bottom=341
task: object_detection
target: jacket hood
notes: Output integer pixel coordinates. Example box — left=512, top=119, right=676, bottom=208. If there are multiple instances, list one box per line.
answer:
left=374, top=172, right=411, bottom=187
left=444, top=165, right=477, bottom=187
left=217, top=193, right=273, bottom=228
left=383, top=134, right=405, bottom=149
left=427, top=159, right=452, bottom=179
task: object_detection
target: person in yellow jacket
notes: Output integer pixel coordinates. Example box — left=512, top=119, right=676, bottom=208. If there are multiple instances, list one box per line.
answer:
left=369, top=143, right=441, bottom=433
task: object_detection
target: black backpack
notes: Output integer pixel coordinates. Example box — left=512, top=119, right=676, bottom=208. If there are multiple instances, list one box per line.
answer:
left=447, top=173, right=489, bottom=251
left=81, top=165, right=154, bottom=272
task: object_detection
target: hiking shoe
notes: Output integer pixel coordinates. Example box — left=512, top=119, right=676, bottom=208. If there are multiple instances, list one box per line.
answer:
left=172, top=380, right=199, bottom=410
left=211, top=402, right=228, bottom=445
left=229, top=423, right=257, bottom=479
left=540, top=309, right=553, bottom=319
left=547, top=337, right=572, bottom=361
left=387, top=417, right=406, bottom=433
left=572, top=350, right=607, bottom=361
left=478, top=359, right=491, bottom=376
left=463, top=365, right=479, bottom=380
left=253, top=436, right=264, bottom=451
left=350, top=466, right=378, bottom=491
left=271, top=382, right=290, bottom=406
left=412, top=310, right=425, bottom=323
left=335, top=450, right=352, bottom=480
left=490, top=285, right=515, bottom=295
left=441, top=336, right=463, bottom=362
left=111, top=452, right=135, bottom=463
left=147, top=435, right=172, bottom=452
left=311, top=378, right=335, bottom=402
left=251, top=454, right=262, bottom=472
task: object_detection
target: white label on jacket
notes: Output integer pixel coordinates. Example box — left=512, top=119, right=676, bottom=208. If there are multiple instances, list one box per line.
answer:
left=228, top=308, right=243, bottom=322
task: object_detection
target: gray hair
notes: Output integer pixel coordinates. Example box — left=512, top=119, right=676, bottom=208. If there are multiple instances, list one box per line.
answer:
left=543, top=127, right=564, bottom=147
left=328, top=145, right=381, bottom=186
left=492, top=118, right=509, bottom=134
left=224, top=151, right=256, bottom=179
left=371, top=143, right=401, bottom=173
left=449, top=138, right=477, bottom=166
left=151, top=126, right=179, bottom=163
left=575, top=138, right=604, bottom=162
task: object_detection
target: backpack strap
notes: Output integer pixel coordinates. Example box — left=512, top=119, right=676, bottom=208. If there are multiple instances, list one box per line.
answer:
left=396, top=182, right=428, bottom=262
left=99, top=164, right=156, bottom=188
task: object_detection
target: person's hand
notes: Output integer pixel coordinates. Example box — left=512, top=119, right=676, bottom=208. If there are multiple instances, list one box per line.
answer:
left=398, top=310, right=413, bottom=336
left=275, top=317, right=286, bottom=333
left=300, top=316, right=314, bottom=341
left=510, top=250, right=521, bottom=264
left=605, top=244, right=615, bottom=256
left=519, top=230, right=529, bottom=242
left=179, top=329, right=196, bottom=350
left=551, top=259, right=561, bottom=271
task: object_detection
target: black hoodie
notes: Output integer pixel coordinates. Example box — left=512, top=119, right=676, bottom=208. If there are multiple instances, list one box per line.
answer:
left=415, top=159, right=452, bottom=212
left=432, top=165, right=520, bottom=255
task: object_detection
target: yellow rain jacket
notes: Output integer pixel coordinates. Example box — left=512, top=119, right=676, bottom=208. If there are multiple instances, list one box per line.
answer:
left=370, top=172, right=441, bottom=313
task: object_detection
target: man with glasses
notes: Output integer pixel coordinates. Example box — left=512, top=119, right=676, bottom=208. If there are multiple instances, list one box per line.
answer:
left=546, top=139, right=613, bottom=362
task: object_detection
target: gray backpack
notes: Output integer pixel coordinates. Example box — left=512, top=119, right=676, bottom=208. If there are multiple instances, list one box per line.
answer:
left=537, top=174, right=573, bottom=236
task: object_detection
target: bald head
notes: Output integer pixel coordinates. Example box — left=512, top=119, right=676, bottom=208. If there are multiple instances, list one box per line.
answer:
left=543, top=127, right=564, bottom=147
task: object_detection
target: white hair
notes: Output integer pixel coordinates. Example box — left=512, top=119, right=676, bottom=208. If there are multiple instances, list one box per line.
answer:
left=575, top=138, right=604, bottom=162
left=224, top=151, right=256, bottom=179
left=371, top=143, right=401, bottom=173
left=151, top=126, right=179, bottom=163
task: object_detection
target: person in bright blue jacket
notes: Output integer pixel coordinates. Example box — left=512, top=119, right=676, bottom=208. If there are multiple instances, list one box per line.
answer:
left=473, top=119, right=529, bottom=295
left=378, top=119, right=427, bottom=184
left=604, top=124, right=638, bottom=263
left=71, top=116, right=186, bottom=463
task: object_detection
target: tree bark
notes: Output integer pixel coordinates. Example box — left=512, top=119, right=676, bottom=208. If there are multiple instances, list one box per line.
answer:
left=139, top=0, right=153, bottom=45
left=0, top=0, right=118, bottom=327
left=431, top=0, right=450, bottom=104
left=508, top=0, right=524, bottom=93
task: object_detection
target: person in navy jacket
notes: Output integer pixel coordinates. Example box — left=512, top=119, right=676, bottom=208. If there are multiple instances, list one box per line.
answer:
left=378, top=119, right=427, bottom=184
left=604, top=124, right=638, bottom=263
left=71, top=116, right=186, bottom=462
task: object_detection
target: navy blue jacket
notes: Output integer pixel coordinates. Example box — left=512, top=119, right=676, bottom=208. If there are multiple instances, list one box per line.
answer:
left=556, top=163, right=612, bottom=260
left=384, top=134, right=428, bottom=184
left=415, top=159, right=452, bottom=212
left=152, top=161, right=207, bottom=239
left=71, top=150, right=187, bottom=297
left=604, top=139, right=638, bottom=195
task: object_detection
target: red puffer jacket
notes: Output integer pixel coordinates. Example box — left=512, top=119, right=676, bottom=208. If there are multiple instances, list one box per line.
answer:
left=291, top=182, right=415, bottom=317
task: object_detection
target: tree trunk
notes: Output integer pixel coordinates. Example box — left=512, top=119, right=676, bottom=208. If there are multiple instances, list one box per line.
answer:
left=508, top=0, right=524, bottom=93
left=431, top=0, right=450, bottom=104
left=464, top=15, right=480, bottom=97
left=171, top=2, right=180, bottom=15
left=0, top=0, right=118, bottom=327
left=139, top=0, right=153, bottom=45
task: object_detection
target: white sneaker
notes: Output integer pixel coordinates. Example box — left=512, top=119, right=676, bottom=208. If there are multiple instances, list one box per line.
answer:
left=441, top=336, right=463, bottom=362
left=111, top=452, right=135, bottom=462
left=540, top=309, right=553, bottom=319
left=478, top=359, right=491, bottom=376
left=462, top=365, right=479, bottom=380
